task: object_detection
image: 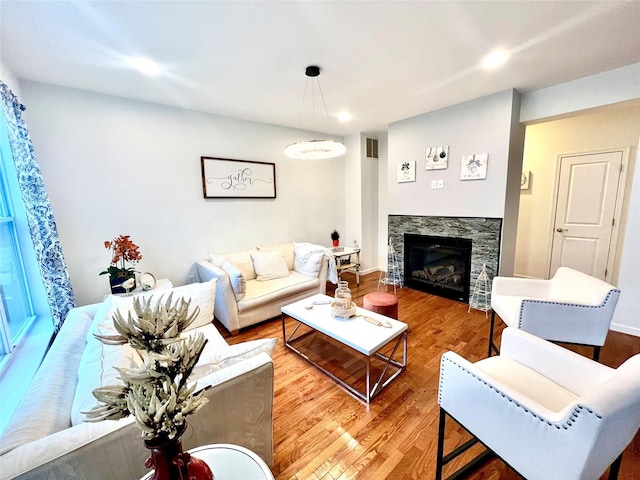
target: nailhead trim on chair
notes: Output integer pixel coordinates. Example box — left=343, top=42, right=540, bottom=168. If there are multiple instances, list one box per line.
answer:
left=439, top=356, right=603, bottom=430
left=517, top=289, right=621, bottom=329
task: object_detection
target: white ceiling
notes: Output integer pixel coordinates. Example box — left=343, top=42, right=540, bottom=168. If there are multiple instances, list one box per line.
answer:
left=1, top=1, right=639, bottom=136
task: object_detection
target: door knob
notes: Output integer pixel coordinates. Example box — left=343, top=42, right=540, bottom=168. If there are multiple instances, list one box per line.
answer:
left=556, top=228, right=567, bottom=233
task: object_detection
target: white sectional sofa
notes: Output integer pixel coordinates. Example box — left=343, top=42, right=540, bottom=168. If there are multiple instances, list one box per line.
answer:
left=0, top=280, right=276, bottom=480
left=196, top=242, right=336, bottom=334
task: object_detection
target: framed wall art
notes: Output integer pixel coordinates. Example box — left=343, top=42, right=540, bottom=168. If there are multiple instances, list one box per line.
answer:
left=397, top=161, right=416, bottom=183
left=425, top=145, right=449, bottom=170
left=201, top=157, right=276, bottom=198
left=460, top=153, right=488, bottom=180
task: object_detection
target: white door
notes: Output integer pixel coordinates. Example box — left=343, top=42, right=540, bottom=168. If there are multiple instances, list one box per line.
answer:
left=550, top=150, right=623, bottom=281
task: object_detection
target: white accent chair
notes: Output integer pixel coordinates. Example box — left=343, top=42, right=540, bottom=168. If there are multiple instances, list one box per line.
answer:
left=489, top=267, right=620, bottom=361
left=437, top=327, right=640, bottom=480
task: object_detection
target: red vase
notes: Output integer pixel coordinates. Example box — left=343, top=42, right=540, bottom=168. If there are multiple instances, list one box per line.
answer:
left=332, top=239, right=339, bottom=247
left=144, top=428, right=214, bottom=480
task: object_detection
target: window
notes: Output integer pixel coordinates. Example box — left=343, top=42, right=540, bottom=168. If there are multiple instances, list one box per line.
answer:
left=0, top=114, right=36, bottom=358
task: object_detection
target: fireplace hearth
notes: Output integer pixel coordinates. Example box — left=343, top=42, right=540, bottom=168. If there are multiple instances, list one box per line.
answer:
left=404, top=233, right=472, bottom=303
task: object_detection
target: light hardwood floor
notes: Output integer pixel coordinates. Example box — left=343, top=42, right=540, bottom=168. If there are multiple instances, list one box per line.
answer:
left=217, top=272, right=640, bottom=480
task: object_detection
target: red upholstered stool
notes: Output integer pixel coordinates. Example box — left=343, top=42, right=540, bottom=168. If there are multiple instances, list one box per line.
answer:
left=363, top=292, right=398, bottom=319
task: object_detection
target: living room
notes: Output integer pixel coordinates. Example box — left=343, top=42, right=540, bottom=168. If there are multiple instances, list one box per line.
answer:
left=1, top=1, right=640, bottom=478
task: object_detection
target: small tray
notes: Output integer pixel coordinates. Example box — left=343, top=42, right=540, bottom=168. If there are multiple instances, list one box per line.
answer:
left=331, top=301, right=357, bottom=319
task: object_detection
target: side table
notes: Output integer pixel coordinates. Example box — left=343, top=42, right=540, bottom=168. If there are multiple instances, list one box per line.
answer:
left=140, top=443, right=274, bottom=479
left=107, top=278, right=173, bottom=299
left=331, top=246, right=361, bottom=286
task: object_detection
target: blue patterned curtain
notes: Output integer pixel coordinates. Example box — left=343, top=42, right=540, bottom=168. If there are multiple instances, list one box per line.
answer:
left=0, top=81, right=75, bottom=331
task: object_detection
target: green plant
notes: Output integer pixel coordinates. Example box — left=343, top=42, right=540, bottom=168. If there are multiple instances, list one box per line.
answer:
left=84, top=294, right=208, bottom=441
left=331, top=230, right=340, bottom=241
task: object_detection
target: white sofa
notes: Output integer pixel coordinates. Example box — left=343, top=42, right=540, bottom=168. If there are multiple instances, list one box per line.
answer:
left=0, top=280, right=276, bottom=480
left=196, top=242, right=335, bottom=334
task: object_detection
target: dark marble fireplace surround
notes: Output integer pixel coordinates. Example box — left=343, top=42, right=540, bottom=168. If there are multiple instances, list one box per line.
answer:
left=388, top=215, right=502, bottom=309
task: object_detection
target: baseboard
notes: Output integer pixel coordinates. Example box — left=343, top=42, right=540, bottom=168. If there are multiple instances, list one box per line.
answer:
left=610, top=322, right=640, bottom=337
left=360, top=267, right=379, bottom=275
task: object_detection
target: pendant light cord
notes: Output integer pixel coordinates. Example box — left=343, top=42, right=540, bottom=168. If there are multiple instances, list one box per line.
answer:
left=297, top=77, right=331, bottom=127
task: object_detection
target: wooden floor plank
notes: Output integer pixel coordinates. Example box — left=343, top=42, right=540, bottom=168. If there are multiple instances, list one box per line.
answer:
left=218, top=272, right=640, bottom=479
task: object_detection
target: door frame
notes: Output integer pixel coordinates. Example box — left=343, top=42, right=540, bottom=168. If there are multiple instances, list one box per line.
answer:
left=547, top=147, right=630, bottom=283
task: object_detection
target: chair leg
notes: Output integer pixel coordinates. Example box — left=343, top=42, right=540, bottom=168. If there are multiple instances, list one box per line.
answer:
left=608, top=453, right=623, bottom=480
left=435, top=408, right=494, bottom=480
left=436, top=408, right=446, bottom=480
left=593, top=346, right=601, bottom=362
left=488, top=310, right=500, bottom=357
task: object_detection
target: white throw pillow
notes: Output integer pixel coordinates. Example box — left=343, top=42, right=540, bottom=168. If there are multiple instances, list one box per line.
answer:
left=162, top=279, right=217, bottom=329
left=257, top=242, right=295, bottom=271
left=218, top=259, right=247, bottom=301
left=190, top=338, right=278, bottom=380
left=71, top=331, right=139, bottom=426
left=87, top=295, right=136, bottom=341
left=294, top=251, right=325, bottom=277
left=251, top=250, right=290, bottom=281
left=209, top=249, right=257, bottom=280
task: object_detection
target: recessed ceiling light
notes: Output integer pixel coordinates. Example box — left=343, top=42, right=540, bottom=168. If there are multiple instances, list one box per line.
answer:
left=481, top=49, right=509, bottom=70
left=128, top=56, right=162, bottom=76
left=337, top=112, right=352, bottom=123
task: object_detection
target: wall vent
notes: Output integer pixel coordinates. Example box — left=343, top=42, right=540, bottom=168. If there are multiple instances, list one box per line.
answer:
left=366, top=137, right=379, bottom=158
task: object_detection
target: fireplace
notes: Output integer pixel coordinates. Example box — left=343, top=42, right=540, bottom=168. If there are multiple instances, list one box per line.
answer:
left=404, top=233, right=472, bottom=303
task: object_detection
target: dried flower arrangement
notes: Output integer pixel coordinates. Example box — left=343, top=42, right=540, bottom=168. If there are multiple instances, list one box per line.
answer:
left=84, top=294, right=208, bottom=441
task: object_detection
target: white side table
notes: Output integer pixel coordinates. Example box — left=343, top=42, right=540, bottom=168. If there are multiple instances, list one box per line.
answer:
left=106, top=278, right=173, bottom=300
left=331, top=246, right=361, bottom=286
left=140, top=443, right=274, bottom=480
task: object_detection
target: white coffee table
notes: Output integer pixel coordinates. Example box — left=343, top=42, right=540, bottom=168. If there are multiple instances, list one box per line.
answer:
left=281, top=293, right=408, bottom=403
left=140, top=443, right=274, bottom=480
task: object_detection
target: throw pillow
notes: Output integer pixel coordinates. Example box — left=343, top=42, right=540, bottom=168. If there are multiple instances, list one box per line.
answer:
left=250, top=250, right=290, bottom=281
left=209, top=249, right=257, bottom=281
left=190, top=338, right=278, bottom=380
left=257, top=242, right=295, bottom=271
left=163, top=279, right=217, bottom=329
left=71, top=330, right=139, bottom=426
left=294, top=250, right=325, bottom=278
left=218, top=259, right=247, bottom=301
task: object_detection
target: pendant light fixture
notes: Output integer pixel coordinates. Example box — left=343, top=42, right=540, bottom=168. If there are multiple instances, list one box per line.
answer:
left=284, top=65, right=346, bottom=160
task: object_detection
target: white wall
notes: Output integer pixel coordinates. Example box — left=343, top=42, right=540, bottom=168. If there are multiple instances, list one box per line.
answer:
left=615, top=138, right=640, bottom=335
left=377, top=134, right=389, bottom=270
left=520, top=63, right=640, bottom=123
left=387, top=89, right=518, bottom=218
left=387, top=89, right=522, bottom=274
left=20, top=81, right=346, bottom=306
left=342, top=132, right=381, bottom=273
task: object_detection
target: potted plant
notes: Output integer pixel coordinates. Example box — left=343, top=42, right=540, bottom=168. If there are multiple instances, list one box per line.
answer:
left=100, top=235, right=142, bottom=294
left=331, top=230, right=340, bottom=247
left=85, top=294, right=213, bottom=479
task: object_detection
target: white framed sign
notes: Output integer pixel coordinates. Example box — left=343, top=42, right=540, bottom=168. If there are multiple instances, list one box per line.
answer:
left=397, top=161, right=416, bottom=183
left=425, top=145, right=449, bottom=170
left=460, top=154, right=488, bottom=180
left=201, top=157, right=276, bottom=198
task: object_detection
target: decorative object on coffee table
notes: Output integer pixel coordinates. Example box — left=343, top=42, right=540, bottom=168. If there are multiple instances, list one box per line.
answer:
left=100, top=234, right=142, bottom=294
left=84, top=294, right=213, bottom=480
left=331, top=229, right=340, bottom=246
